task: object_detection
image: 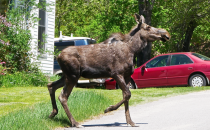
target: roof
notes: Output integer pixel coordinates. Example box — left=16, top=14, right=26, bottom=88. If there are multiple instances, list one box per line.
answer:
left=54, top=36, right=95, bottom=42
left=159, top=52, right=193, bottom=56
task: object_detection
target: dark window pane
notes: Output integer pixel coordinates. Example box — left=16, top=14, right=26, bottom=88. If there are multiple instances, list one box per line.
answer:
left=192, top=53, right=210, bottom=61
left=38, top=26, right=45, bottom=50
left=146, top=55, right=169, bottom=68
left=39, top=9, right=45, bottom=26
left=38, top=0, right=46, bottom=51
left=170, top=54, right=193, bottom=65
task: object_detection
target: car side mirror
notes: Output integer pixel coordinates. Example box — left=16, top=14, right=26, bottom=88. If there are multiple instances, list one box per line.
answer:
left=141, top=66, right=147, bottom=72
left=141, top=66, right=146, bottom=71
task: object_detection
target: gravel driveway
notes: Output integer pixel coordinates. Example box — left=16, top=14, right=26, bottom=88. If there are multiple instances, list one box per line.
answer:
left=65, top=90, right=210, bottom=130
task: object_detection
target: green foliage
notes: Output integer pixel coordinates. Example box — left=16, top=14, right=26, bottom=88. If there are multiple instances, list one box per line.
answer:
left=0, top=0, right=54, bottom=73
left=55, top=0, right=210, bottom=57
left=55, top=0, right=138, bottom=43
left=0, top=71, right=48, bottom=87
left=0, top=0, right=38, bottom=72
left=151, top=0, right=210, bottom=56
left=0, top=59, right=7, bottom=75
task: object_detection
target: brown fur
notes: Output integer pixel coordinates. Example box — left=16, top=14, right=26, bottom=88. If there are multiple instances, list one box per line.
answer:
left=47, top=14, right=170, bottom=127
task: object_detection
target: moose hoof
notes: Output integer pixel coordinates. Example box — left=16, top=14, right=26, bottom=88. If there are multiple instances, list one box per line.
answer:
left=72, top=122, right=83, bottom=128
left=49, top=111, right=58, bottom=118
left=104, top=105, right=115, bottom=113
left=128, top=121, right=138, bottom=127
left=76, top=124, right=84, bottom=128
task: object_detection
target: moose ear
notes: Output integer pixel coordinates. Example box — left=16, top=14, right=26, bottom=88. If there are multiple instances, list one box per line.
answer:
left=134, top=13, right=141, bottom=24
left=140, top=15, right=145, bottom=23
left=134, top=13, right=145, bottom=24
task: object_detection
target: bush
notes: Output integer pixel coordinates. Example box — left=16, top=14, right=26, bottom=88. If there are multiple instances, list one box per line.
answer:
left=0, top=71, right=48, bottom=87
left=0, top=13, right=32, bottom=73
left=0, top=59, right=7, bottom=75
left=0, top=0, right=50, bottom=73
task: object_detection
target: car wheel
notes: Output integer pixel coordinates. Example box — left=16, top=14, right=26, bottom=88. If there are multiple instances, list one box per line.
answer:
left=116, top=84, right=119, bottom=89
left=116, top=80, right=136, bottom=89
left=128, top=80, right=136, bottom=89
left=189, top=74, right=206, bottom=87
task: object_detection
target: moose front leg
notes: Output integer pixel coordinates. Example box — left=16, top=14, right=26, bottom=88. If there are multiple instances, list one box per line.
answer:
left=104, top=75, right=137, bottom=127
left=123, top=78, right=137, bottom=127
left=47, top=76, right=65, bottom=118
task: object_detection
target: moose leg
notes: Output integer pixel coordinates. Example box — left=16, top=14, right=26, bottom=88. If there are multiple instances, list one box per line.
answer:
left=104, top=75, right=136, bottom=126
left=58, top=77, right=81, bottom=128
left=47, top=75, right=65, bottom=118
left=123, top=78, right=136, bottom=126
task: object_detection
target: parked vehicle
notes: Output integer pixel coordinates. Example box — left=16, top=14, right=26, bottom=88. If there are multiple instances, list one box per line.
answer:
left=105, top=52, right=210, bottom=89
left=54, top=33, right=105, bottom=87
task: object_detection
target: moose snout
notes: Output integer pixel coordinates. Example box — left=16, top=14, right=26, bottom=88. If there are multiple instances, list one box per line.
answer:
left=163, top=33, right=170, bottom=40
left=157, top=29, right=170, bottom=41
left=160, top=31, right=170, bottom=42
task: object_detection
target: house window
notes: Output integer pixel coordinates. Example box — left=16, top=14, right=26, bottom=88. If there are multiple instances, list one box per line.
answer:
left=38, top=0, right=46, bottom=52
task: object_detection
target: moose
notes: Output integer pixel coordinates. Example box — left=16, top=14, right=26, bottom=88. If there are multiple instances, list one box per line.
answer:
left=47, top=14, right=170, bottom=128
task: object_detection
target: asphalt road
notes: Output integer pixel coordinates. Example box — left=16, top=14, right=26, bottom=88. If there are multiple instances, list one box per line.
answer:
left=65, top=90, right=210, bottom=130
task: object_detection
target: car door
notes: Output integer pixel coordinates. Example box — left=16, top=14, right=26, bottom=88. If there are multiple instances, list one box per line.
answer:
left=166, top=54, right=194, bottom=86
left=136, top=55, right=169, bottom=87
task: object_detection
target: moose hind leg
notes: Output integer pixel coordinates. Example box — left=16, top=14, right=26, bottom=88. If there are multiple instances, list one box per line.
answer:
left=47, top=75, right=65, bottom=118
left=58, top=77, right=82, bottom=128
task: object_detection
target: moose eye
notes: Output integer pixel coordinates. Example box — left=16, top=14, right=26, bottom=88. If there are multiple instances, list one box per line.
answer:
left=146, top=26, right=151, bottom=30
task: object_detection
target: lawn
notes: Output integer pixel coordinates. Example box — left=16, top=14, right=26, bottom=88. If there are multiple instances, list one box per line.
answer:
left=1, top=86, right=210, bottom=129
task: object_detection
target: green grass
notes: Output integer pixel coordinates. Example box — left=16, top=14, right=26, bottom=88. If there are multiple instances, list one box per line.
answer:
left=1, top=86, right=210, bottom=129
left=0, top=87, right=113, bottom=130
left=0, top=87, right=50, bottom=117
left=0, top=72, right=48, bottom=87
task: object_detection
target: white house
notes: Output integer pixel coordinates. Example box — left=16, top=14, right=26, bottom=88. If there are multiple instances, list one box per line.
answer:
left=29, top=0, right=56, bottom=75
left=1, top=0, right=56, bottom=75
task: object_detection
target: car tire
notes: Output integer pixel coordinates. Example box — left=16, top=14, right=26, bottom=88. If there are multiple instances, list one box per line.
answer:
left=128, top=80, right=136, bottom=89
left=116, top=80, right=136, bottom=89
left=116, top=84, right=119, bottom=89
left=189, top=74, right=206, bottom=87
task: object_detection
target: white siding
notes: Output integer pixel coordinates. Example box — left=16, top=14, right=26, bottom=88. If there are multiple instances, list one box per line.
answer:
left=30, top=0, right=56, bottom=75
left=29, top=0, right=39, bottom=63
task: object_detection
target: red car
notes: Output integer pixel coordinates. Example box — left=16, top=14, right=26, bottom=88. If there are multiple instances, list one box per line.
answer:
left=105, top=52, right=210, bottom=89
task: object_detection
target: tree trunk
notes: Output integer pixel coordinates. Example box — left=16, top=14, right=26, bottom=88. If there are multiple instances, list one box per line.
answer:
left=137, top=0, right=154, bottom=67
left=182, top=20, right=197, bottom=52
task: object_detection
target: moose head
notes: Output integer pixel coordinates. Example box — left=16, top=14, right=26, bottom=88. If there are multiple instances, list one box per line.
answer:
left=134, top=13, right=170, bottom=42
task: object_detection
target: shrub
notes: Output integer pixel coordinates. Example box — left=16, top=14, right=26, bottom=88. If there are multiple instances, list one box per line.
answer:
left=0, top=0, right=51, bottom=73
left=0, top=59, right=7, bottom=75
left=0, top=71, right=48, bottom=87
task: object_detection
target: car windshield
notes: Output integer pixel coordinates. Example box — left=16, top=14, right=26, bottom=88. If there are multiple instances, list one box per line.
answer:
left=192, top=53, right=210, bottom=61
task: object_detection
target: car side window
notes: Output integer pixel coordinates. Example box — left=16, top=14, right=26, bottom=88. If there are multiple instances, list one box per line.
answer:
left=146, top=55, right=169, bottom=68
left=170, top=54, right=193, bottom=65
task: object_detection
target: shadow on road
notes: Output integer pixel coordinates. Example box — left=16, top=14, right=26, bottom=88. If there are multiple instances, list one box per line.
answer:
left=82, top=122, right=148, bottom=127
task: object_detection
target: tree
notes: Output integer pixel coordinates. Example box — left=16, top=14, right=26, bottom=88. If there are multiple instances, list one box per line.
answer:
left=137, top=0, right=155, bottom=66
left=152, top=0, right=210, bottom=54
left=55, top=0, right=138, bottom=43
